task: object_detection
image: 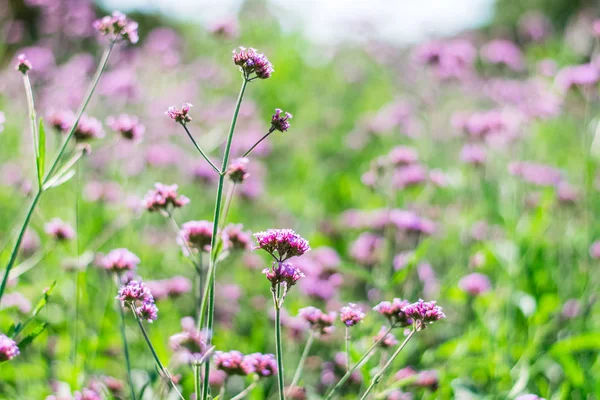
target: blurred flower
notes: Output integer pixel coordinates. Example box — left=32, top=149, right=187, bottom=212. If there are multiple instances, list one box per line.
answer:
left=386, top=390, right=414, bottom=400
left=99, top=248, right=140, bottom=273
left=593, top=19, right=600, bottom=37
left=0, top=334, right=20, bottom=362
left=244, top=353, right=278, bottom=377
left=227, top=157, right=250, bottom=183
left=340, top=303, right=365, bottom=327
left=15, top=54, right=32, bottom=74
left=165, top=103, right=193, bottom=124
left=208, top=19, right=239, bottom=39
left=47, top=110, right=74, bottom=133
left=93, top=11, right=139, bottom=44
left=555, top=64, right=599, bottom=92
left=146, top=276, right=192, bottom=300
left=0, top=293, right=32, bottom=314
left=458, top=273, right=491, bottom=296
left=232, top=47, right=274, bottom=79
left=214, top=350, right=253, bottom=376
left=373, top=298, right=412, bottom=326
left=413, top=39, right=476, bottom=80
left=460, top=143, right=486, bottom=166
left=509, top=162, right=562, bottom=186
left=589, top=240, right=600, bottom=259
left=374, top=326, right=398, bottom=348
left=72, top=115, right=104, bottom=142
left=143, top=183, right=190, bottom=212
left=106, top=114, right=144, bottom=141
left=402, top=299, right=445, bottom=329
left=222, top=224, right=252, bottom=251
left=393, top=251, right=414, bottom=271
left=350, top=233, right=383, bottom=266
left=516, top=395, right=545, bottom=400
left=44, top=218, right=75, bottom=241
left=556, top=182, right=579, bottom=204
left=254, top=229, right=310, bottom=261
left=286, top=386, right=307, bottom=400
left=480, top=39, right=524, bottom=71
left=518, top=12, right=552, bottom=42
left=271, top=109, right=293, bottom=132
left=178, top=220, right=213, bottom=254
left=415, top=370, right=439, bottom=390
left=298, top=306, right=336, bottom=334
left=20, top=229, right=41, bottom=257
left=392, top=164, right=428, bottom=189
left=389, top=146, right=419, bottom=166
left=169, top=317, right=207, bottom=364
left=561, top=299, right=582, bottom=319
left=263, top=262, right=305, bottom=290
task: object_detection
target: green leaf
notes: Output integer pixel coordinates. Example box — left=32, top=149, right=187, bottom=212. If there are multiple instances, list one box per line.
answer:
left=14, top=282, right=56, bottom=337
left=550, top=332, right=600, bottom=353
left=37, top=118, right=46, bottom=189
left=7, top=322, right=19, bottom=339
left=17, top=322, right=48, bottom=350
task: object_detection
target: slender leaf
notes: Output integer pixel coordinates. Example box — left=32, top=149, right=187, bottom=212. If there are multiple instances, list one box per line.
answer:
left=17, top=322, right=49, bottom=350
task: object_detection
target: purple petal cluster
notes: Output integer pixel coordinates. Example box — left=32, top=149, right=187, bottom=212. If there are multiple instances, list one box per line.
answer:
left=232, top=47, right=274, bottom=79
left=146, top=276, right=192, bottom=300
left=47, top=110, right=74, bottom=133
left=481, top=39, right=524, bottom=71
left=165, top=102, right=193, bottom=125
left=413, top=39, right=476, bottom=80
left=227, top=157, right=250, bottom=183
left=15, top=54, right=32, bottom=74
left=401, top=299, right=445, bottom=328
left=178, top=220, right=213, bottom=254
left=73, top=115, right=105, bottom=142
left=116, top=280, right=158, bottom=323
left=106, top=114, right=145, bottom=141
left=142, top=183, right=190, bottom=212
left=298, top=306, right=336, bottom=334
left=271, top=109, right=293, bottom=132
left=509, top=161, right=563, bottom=187
left=244, top=352, right=278, bottom=377
left=263, top=262, right=305, bottom=289
left=254, top=229, right=310, bottom=261
left=555, top=64, right=599, bottom=92
left=214, top=350, right=254, bottom=376
left=374, top=326, right=398, bottom=348
left=93, top=11, right=139, bottom=44
left=0, top=334, right=19, bottom=362
left=44, top=218, right=75, bottom=241
left=340, top=303, right=365, bottom=327
left=169, top=317, right=207, bottom=364
left=373, top=298, right=413, bottom=327
left=99, top=248, right=140, bottom=273
left=458, top=273, right=491, bottom=296
left=222, top=224, right=252, bottom=251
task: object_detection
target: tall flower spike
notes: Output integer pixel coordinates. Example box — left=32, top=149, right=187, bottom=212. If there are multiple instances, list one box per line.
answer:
left=15, top=54, right=32, bottom=74
left=271, top=109, right=293, bottom=132
left=340, top=303, right=365, bottom=327
left=232, top=47, right=274, bottom=79
left=165, top=103, right=193, bottom=125
left=254, top=229, right=310, bottom=261
left=93, top=11, right=139, bottom=44
left=401, top=299, right=445, bottom=329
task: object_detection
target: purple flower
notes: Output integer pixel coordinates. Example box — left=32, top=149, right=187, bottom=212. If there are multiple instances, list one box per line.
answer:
left=227, top=157, right=250, bottom=183
left=509, top=162, right=563, bottom=187
left=136, top=302, right=158, bottom=323
left=401, top=299, right=445, bottom=328
left=232, top=47, right=274, bottom=79
left=116, top=280, right=153, bottom=304
left=374, top=326, right=398, bottom=348
left=271, top=109, right=293, bottom=132
left=460, top=143, right=486, bottom=166
left=350, top=233, right=383, bottom=266
left=263, top=262, right=305, bottom=289
left=72, top=115, right=104, bottom=142
left=15, top=54, right=32, bottom=74
left=99, top=248, right=140, bottom=273
left=178, top=220, right=213, bottom=254
left=298, top=306, right=336, bottom=334
left=413, top=39, right=476, bottom=80
left=214, top=350, right=253, bottom=376
left=389, top=146, right=419, bottom=166
left=518, top=12, right=552, bottom=42
left=169, top=317, right=207, bottom=363
left=480, top=39, right=524, bottom=71
left=340, top=303, right=365, bottom=327
left=142, top=183, right=190, bottom=212
left=555, top=64, right=600, bottom=92
left=44, top=218, right=75, bottom=241
left=222, top=224, right=252, bottom=251
left=590, top=240, right=600, bottom=259
left=561, top=299, right=581, bottom=319
left=373, top=298, right=412, bottom=327
left=47, top=110, right=74, bottom=133
left=458, top=273, right=491, bottom=296
left=165, top=103, right=193, bottom=125
left=392, top=164, right=428, bottom=189
left=254, top=229, right=310, bottom=261
left=415, top=370, right=439, bottom=390
left=0, top=334, right=19, bottom=362
left=244, top=353, right=278, bottom=378
left=106, top=114, right=144, bottom=141
left=93, top=11, right=139, bottom=44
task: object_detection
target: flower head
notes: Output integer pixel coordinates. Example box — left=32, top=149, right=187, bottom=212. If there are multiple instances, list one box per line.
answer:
left=222, top=224, right=252, bottom=251
left=165, top=103, right=193, bottom=125
left=340, top=303, right=365, bottom=327
left=254, top=229, right=310, bottom=261
left=169, top=319, right=207, bottom=364
left=214, top=350, right=253, bottom=376
left=143, top=183, right=190, bottom=212
left=232, top=47, right=274, bottom=79
left=107, top=114, right=145, bottom=141
left=263, top=262, right=304, bottom=290
left=271, top=109, right=293, bottom=132
left=458, top=273, right=491, bottom=296
left=298, top=306, right=336, bottom=334
left=178, top=220, right=213, bottom=254
left=73, top=115, right=104, bottom=142
left=136, top=302, right=158, bottom=322
left=373, top=298, right=413, bottom=327
left=374, top=326, right=398, bottom=348
left=47, top=110, right=74, bottom=133
left=44, top=218, right=75, bottom=241
left=401, top=299, right=445, bottom=329
left=589, top=240, right=600, bottom=259
left=0, top=334, right=19, bottom=362
left=15, top=54, right=32, bottom=74
left=99, top=248, right=140, bottom=273
left=93, top=11, right=139, bottom=44
left=244, top=353, right=278, bottom=377
left=227, top=157, right=250, bottom=183
left=116, top=280, right=153, bottom=304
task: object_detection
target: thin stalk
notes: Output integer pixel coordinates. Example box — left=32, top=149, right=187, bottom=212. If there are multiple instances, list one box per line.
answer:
left=181, top=124, right=221, bottom=174
left=324, top=324, right=395, bottom=400
left=200, top=76, right=249, bottom=400
left=0, top=190, right=41, bottom=305
left=219, top=384, right=226, bottom=399
left=130, top=304, right=184, bottom=400
left=194, top=364, right=201, bottom=400
left=289, top=331, right=315, bottom=389
left=272, top=284, right=286, bottom=400
left=22, top=73, right=39, bottom=168
left=359, top=328, right=417, bottom=400
left=345, top=326, right=351, bottom=371
left=218, top=183, right=236, bottom=232
left=118, top=303, right=136, bottom=400
left=231, top=380, right=258, bottom=400
left=242, top=127, right=275, bottom=158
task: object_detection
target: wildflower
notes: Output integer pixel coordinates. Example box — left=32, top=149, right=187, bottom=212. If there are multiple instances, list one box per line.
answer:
left=374, top=326, right=398, bottom=348
left=271, top=109, right=292, bottom=132
left=47, top=110, right=74, bottom=133
left=373, top=298, right=412, bottom=326
left=106, top=114, right=145, bottom=141
left=169, top=321, right=207, bottom=364
left=116, top=280, right=153, bottom=304
left=389, top=146, right=419, bottom=166
left=298, top=306, right=336, bottom=334
left=232, top=47, right=274, bottom=79
left=44, top=218, right=75, bottom=241
left=401, top=299, right=445, bottom=329
left=518, top=12, right=552, bottom=42
left=227, top=157, right=250, bottom=183
left=178, top=220, right=213, bottom=253
left=214, top=350, right=253, bottom=376
left=589, top=240, right=600, bottom=259
left=287, top=386, right=307, bottom=400
left=263, top=262, right=305, bottom=289
left=561, top=299, right=581, bottom=319
left=413, top=39, right=476, bottom=80
left=222, top=224, right=252, bottom=250
left=136, top=302, right=158, bottom=322
left=165, top=103, right=192, bottom=125
left=555, top=64, right=599, bottom=93
left=392, top=164, right=428, bottom=189
left=72, top=115, right=104, bottom=142
left=480, top=39, right=524, bottom=71
left=143, top=183, right=190, bottom=212
left=509, top=162, right=562, bottom=187
left=1, top=293, right=32, bottom=314
left=460, top=143, right=486, bottom=166
left=458, top=273, right=491, bottom=296
left=350, top=233, right=383, bottom=266
left=415, top=370, right=439, bottom=390
left=99, top=248, right=140, bottom=273
left=15, top=54, right=32, bottom=74
left=93, top=11, right=139, bottom=44
left=244, top=353, right=278, bottom=377
left=254, top=229, right=310, bottom=261
left=340, top=303, right=365, bottom=327
left=208, top=19, right=239, bottom=39
left=0, top=334, right=19, bottom=361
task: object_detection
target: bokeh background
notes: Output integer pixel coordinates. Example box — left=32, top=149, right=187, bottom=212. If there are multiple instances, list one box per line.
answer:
left=1, top=0, right=599, bottom=399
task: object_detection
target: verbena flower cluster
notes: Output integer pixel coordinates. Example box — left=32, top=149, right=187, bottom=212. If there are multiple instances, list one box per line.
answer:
left=143, top=183, right=190, bottom=212
left=232, top=47, right=274, bottom=79
left=254, top=229, right=310, bottom=261
left=116, top=280, right=158, bottom=322
left=93, top=11, right=139, bottom=44
left=0, top=334, right=19, bottom=362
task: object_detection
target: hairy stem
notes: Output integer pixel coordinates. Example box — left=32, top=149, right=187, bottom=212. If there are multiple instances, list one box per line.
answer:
left=289, top=331, right=315, bottom=390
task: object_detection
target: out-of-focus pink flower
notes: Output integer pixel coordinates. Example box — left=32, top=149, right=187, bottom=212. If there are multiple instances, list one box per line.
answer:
left=458, top=273, right=491, bottom=296
left=107, top=114, right=144, bottom=141
left=142, top=183, right=190, bottom=212
left=561, top=299, right=582, bottom=319
left=99, top=248, right=140, bottom=273
left=47, top=110, right=74, bottom=133
left=72, top=115, right=104, bottom=142
left=227, top=158, right=250, bottom=183
left=350, top=233, right=383, bottom=266
left=389, top=146, right=419, bottom=166
left=509, top=161, right=563, bottom=187
left=555, top=64, right=600, bottom=92
left=518, top=12, right=552, bottom=42
left=556, top=182, right=579, bottom=204
left=93, top=11, right=139, bottom=44
left=1, top=292, right=32, bottom=313
left=460, top=143, right=487, bottom=166
left=480, top=39, right=524, bottom=71
left=222, top=224, right=252, bottom=251
left=178, top=220, right=213, bottom=254
left=298, top=306, right=336, bottom=334
left=44, top=218, right=75, bottom=241
left=413, top=39, right=476, bottom=80
left=208, top=19, right=239, bottom=39
left=589, top=240, right=600, bottom=259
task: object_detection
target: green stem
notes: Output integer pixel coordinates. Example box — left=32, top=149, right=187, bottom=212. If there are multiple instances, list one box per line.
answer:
left=345, top=326, right=351, bottom=371
left=324, top=324, right=395, bottom=400
left=118, top=301, right=136, bottom=400
left=22, top=73, right=39, bottom=172
left=359, top=328, right=417, bottom=400
left=218, top=183, right=236, bottom=232
left=181, top=124, right=221, bottom=174
left=273, top=284, right=286, bottom=400
left=194, top=364, right=201, bottom=400
left=289, top=331, right=315, bottom=389
left=200, top=76, right=249, bottom=400
left=231, top=380, right=258, bottom=400
left=242, top=127, right=275, bottom=158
